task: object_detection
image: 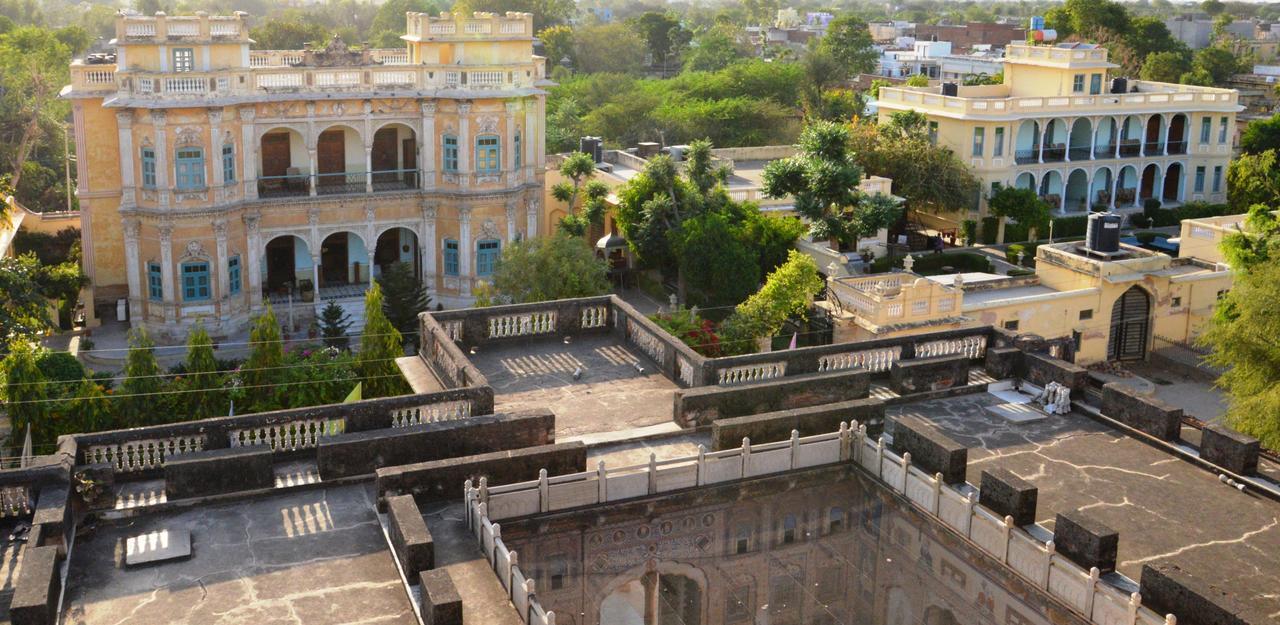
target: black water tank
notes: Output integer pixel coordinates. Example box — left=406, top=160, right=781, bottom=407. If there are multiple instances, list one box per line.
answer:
left=1086, top=212, right=1123, bottom=253
left=578, top=136, right=603, bottom=163
left=1110, top=77, right=1128, bottom=94
left=941, top=82, right=958, bottom=96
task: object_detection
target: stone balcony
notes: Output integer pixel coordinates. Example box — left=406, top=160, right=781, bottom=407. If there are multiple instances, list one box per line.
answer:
left=116, top=12, right=251, bottom=43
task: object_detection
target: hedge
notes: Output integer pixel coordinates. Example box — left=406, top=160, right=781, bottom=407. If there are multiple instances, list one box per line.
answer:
left=984, top=216, right=1085, bottom=244
left=980, top=217, right=999, bottom=244
left=869, top=251, right=994, bottom=275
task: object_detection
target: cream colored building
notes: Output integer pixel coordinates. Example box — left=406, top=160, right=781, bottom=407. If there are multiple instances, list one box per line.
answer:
left=823, top=214, right=1237, bottom=365
left=62, top=12, right=550, bottom=340
left=877, top=43, right=1241, bottom=227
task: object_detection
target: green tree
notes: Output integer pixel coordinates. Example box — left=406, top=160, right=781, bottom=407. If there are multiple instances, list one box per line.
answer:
left=377, top=261, right=429, bottom=350
left=849, top=119, right=980, bottom=217
left=673, top=212, right=760, bottom=308
left=1189, top=46, right=1242, bottom=84
left=319, top=301, right=352, bottom=350
left=3, top=340, right=47, bottom=446
left=1202, top=259, right=1280, bottom=449
left=1240, top=114, right=1280, bottom=155
left=242, top=306, right=286, bottom=412
left=720, top=251, right=824, bottom=353
left=1140, top=51, right=1191, bottom=83
left=0, top=254, right=56, bottom=342
left=249, top=15, right=328, bottom=50
left=358, top=282, right=409, bottom=398
left=369, top=0, right=439, bottom=47
left=62, top=377, right=111, bottom=437
left=988, top=185, right=1052, bottom=241
left=181, top=324, right=224, bottom=420
left=763, top=121, right=904, bottom=250
left=633, top=12, right=690, bottom=72
left=551, top=151, right=608, bottom=236
left=1226, top=149, right=1280, bottom=213
left=490, top=234, right=610, bottom=303
left=1202, top=0, right=1226, bottom=16
left=120, top=328, right=164, bottom=425
left=452, top=0, right=575, bottom=31
left=905, top=74, right=930, bottom=87
left=0, top=27, right=71, bottom=190
left=574, top=22, right=646, bottom=74
left=683, top=25, right=744, bottom=72
left=1220, top=203, right=1280, bottom=270
left=962, top=72, right=1003, bottom=86
left=538, top=24, right=575, bottom=70
left=741, top=211, right=808, bottom=276
left=545, top=96, right=584, bottom=153
left=818, top=14, right=878, bottom=75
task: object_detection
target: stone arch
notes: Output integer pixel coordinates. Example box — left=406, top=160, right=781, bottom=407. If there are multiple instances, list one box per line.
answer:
left=594, top=561, right=709, bottom=625
left=1090, top=166, right=1113, bottom=210
left=318, top=230, right=370, bottom=288
left=1068, top=118, right=1092, bottom=160
left=1162, top=162, right=1185, bottom=203
left=1064, top=168, right=1089, bottom=212
left=1015, top=171, right=1036, bottom=191
left=262, top=233, right=312, bottom=296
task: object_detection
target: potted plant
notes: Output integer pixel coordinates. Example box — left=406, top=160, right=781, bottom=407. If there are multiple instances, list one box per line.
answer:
left=299, top=278, right=315, bottom=302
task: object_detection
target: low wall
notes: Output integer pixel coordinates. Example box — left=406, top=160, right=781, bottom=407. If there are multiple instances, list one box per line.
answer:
left=1024, top=352, right=1088, bottom=396
left=1199, top=424, right=1260, bottom=475
left=376, top=442, right=588, bottom=506
left=889, top=354, right=970, bottom=394
left=70, top=387, right=493, bottom=477
left=428, top=296, right=616, bottom=346
left=674, top=369, right=872, bottom=427
left=1100, top=383, right=1183, bottom=441
left=1140, top=562, right=1269, bottom=625
left=710, top=398, right=885, bottom=450
left=318, top=409, right=556, bottom=479
left=10, top=545, right=61, bottom=625
left=164, top=447, right=274, bottom=499
left=386, top=494, right=434, bottom=574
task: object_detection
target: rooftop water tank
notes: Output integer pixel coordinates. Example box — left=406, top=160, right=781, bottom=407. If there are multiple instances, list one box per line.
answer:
left=1085, top=212, right=1123, bottom=254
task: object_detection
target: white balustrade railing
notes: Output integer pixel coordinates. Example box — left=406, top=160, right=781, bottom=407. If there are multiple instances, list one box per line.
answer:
left=391, top=400, right=472, bottom=427
left=166, top=20, right=200, bottom=36
left=488, top=311, right=557, bottom=339
left=83, top=69, right=115, bottom=85
left=499, top=20, right=526, bottom=34
left=626, top=318, right=665, bottom=365
left=464, top=20, right=492, bottom=34
left=373, top=71, right=415, bottom=86
left=677, top=356, right=696, bottom=387
left=467, top=499, right=557, bottom=625
left=0, top=486, right=32, bottom=518
left=914, top=334, right=988, bottom=359
left=442, top=320, right=463, bottom=341
left=469, top=71, right=505, bottom=87
left=717, top=361, right=786, bottom=386
left=315, top=71, right=361, bottom=87
left=229, top=418, right=344, bottom=451
left=125, top=22, right=156, bottom=37
left=87, top=435, right=206, bottom=473
left=137, top=78, right=155, bottom=94
left=817, top=346, right=902, bottom=373
left=209, top=21, right=240, bottom=37
left=579, top=305, right=608, bottom=329
left=375, top=50, right=410, bottom=65
left=469, top=423, right=1179, bottom=625
left=164, top=76, right=206, bottom=94
left=429, top=22, right=456, bottom=34
left=257, top=73, right=304, bottom=89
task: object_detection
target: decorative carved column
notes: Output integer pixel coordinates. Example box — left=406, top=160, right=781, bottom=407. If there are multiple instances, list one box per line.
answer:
left=159, top=223, right=176, bottom=323
left=1110, top=171, right=1119, bottom=209
left=152, top=111, right=170, bottom=208
left=244, top=213, right=264, bottom=313
left=209, top=109, right=225, bottom=201
left=458, top=204, right=472, bottom=293
left=420, top=101, right=436, bottom=190
left=240, top=107, right=258, bottom=200
left=1114, top=116, right=1123, bottom=159
left=308, top=208, right=321, bottom=289
left=526, top=197, right=539, bottom=239
left=363, top=100, right=374, bottom=193
left=458, top=102, right=472, bottom=189
left=1088, top=117, right=1097, bottom=160
left=214, top=219, right=229, bottom=320
left=123, top=218, right=143, bottom=323
left=421, top=202, right=437, bottom=291
left=308, top=148, right=318, bottom=196
left=116, top=112, right=137, bottom=208
left=311, top=254, right=322, bottom=296
left=523, top=98, right=536, bottom=183
left=505, top=199, right=517, bottom=242
left=1037, top=121, right=1046, bottom=164
left=504, top=101, right=518, bottom=186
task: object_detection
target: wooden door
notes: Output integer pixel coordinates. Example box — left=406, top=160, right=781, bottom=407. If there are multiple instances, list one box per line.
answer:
left=261, top=133, right=291, bottom=178
left=1108, top=286, right=1151, bottom=361
left=371, top=128, right=397, bottom=173
left=317, top=129, right=345, bottom=187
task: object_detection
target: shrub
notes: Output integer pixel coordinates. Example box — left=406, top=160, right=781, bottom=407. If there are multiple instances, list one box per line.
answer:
left=980, top=216, right=999, bottom=244
left=1003, top=221, right=1030, bottom=243
left=1006, top=244, right=1026, bottom=264
left=1052, top=216, right=1088, bottom=238
left=869, top=251, right=993, bottom=274
left=650, top=308, right=725, bottom=357
left=960, top=219, right=977, bottom=246
left=1007, top=267, right=1036, bottom=277
left=1134, top=230, right=1162, bottom=244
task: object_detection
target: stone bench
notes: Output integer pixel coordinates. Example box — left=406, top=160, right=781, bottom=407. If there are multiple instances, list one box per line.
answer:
left=318, top=409, right=555, bottom=480
left=1199, top=424, right=1260, bottom=475
left=10, top=545, right=61, bottom=625
left=376, top=441, right=588, bottom=508
left=889, top=415, right=968, bottom=484
left=419, top=569, right=462, bottom=625
left=164, top=446, right=274, bottom=499
left=710, top=398, right=884, bottom=450
left=386, top=494, right=433, bottom=574
left=1100, top=383, right=1182, bottom=441
left=889, top=354, right=970, bottom=395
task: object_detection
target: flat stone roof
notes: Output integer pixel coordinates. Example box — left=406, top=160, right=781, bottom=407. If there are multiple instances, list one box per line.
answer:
left=467, top=334, right=679, bottom=439
left=62, top=484, right=417, bottom=625
left=888, top=392, right=1280, bottom=617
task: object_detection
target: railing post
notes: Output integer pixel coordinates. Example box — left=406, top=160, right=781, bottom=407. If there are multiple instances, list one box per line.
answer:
left=491, top=523, right=501, bottom=563
left=1085, top=567, right=1100, bottom=616
left=537, top=469, right=549, bottom=513
left=479, top=477, right=489, bottom=508
left=696, top=445, right=706, bottom=486
left=1127, top=592, right=1141, bottom=624
left=932, top=472, right=944, bottom=514
left=963, top=492, right=976, bottom=537
left=596, top=460, right=607, bottom=504
left=874, top=437, right=885, bottom=478
left=1001, top=515, right=1013, bottom=563
left=507, top=550, right=518, bottom=591
left=463, top=479, right=473, bottom=529
left=524, top=579, right=536, bottom=623
left=839, top=422, right=851, bottom=462
left=647, top=453, right=657, bottom=495
left=741, top=437, right=752, bottom=477
left=789, top=430, right=800, bottom=469
left=1045, top=541, right=1056, bottom=590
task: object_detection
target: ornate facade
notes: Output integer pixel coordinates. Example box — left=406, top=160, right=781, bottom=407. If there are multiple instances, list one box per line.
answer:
left=63, top=11, right=549, bottom=339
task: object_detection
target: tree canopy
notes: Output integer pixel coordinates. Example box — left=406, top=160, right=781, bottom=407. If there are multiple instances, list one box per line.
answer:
left=490, top=234, right=610, bottom=303
left=1202, top=258, right=1280, bottom=450
left=817, top=14, right=877, bottom=76
left=1241, top=115, right=1280, bottom=155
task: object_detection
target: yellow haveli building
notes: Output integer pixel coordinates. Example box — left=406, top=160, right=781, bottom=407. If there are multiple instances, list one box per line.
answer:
left=877, top=43, right=1241, bottom=225
left=62, top=11, right=550, bottom=340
